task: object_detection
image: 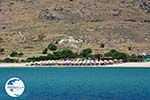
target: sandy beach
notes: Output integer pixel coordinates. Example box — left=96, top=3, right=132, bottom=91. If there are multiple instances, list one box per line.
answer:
left=0, top=63, right=27, bottom=67
left=0, top=62, right=150, bottom=67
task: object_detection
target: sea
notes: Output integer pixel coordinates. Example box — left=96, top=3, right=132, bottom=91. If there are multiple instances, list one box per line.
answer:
left=0, top=67, right=150, bottom=100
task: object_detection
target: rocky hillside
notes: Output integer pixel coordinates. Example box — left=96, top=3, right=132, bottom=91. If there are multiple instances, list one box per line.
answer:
left=0, top=0, right=150, bottom=56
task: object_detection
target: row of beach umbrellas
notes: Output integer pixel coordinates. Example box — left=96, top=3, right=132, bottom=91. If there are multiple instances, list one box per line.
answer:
left=27, top=59, right=116, bottom=66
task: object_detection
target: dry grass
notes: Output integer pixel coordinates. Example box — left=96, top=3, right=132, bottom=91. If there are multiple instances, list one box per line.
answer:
left=0, top=0, right=150, bottom=57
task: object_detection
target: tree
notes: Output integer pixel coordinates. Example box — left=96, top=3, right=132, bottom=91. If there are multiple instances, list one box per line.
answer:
left=52, top=51, right=64, bottom=59
left=62, top=49, right=77, bottom=58
left=47, top=53, right=57, bottom=60
left=51, top=49, right=78, bottom=59
left=92, top=53, right=102, bottom=60
left=10, top=52, right=18, bottom=57
left=3, top=58, right=18, bottom=63
left=100, top=43, right=105, bottom=48
left=46, top=49, right=79, bottom=60
left=47, top=43, right=57, bottom=51
left=128, top=54, right=138, bottom=62
left=38, top=56, right=49, bottom=61
left=128, top=47, right=132, bottom=51
left=137, top=55, right=144, bottom=62
left=26, top=56, right=37, bottom=62
left=80, top=48, right=92, bottom=58
left=0, top=48, right=4, bottom=54
left=105, top=49, right=129, bottom=62
left=42, top=48, right=48, bottom=54
left=10, top=52, right=24, bottom=57
left=18, top=52, right=24, bottom=57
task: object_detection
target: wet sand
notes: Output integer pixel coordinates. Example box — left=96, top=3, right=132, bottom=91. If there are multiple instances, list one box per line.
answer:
left=0, top=63, right=27, bottom=67
left=106, top=62, right=150, bottom=67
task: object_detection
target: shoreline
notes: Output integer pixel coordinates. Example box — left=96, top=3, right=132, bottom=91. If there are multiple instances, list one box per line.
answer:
left=0, top=63, right=26, bottom=67
left=106, top=62, right=150, bottom=67
left=0, top=62, right=150, bottom=68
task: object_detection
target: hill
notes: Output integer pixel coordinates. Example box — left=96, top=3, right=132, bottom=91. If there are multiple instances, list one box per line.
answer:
left=0, top=0, right=150, bottom=57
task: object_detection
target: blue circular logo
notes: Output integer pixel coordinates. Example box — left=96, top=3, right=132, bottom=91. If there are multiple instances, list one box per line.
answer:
left=5, top=77, right=25, bottom=97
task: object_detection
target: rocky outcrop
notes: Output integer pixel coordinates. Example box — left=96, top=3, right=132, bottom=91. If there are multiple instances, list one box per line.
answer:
left=133, top=0, right=150, bottom=13
left=39, top=8, right=81, bottom=23
left=39, top=9, right=61, bottom=21
left=57, top=36, right=83, bottom=48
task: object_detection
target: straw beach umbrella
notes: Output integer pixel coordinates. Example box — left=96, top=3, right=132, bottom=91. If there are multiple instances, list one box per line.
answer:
left=74, top=60, right=79, bottom=66
left=100, top=60, right=104, bottom=65
left=104, top=60, right=109, bottom=65
left=64, top=60, right=69, bottom=65
left=78, top=60, right=82, bottom=65
left=114, top=59, right=118, bottom=63
left=108, top=60, right=114, bottom=64
left=87, top=60, right=91, bottom=65
left=29, top=62, right=34, bottom=66
left=72, top=60, right=76, bottom=65
left=47, top=60, right=52, bottom=65
left=91, top=60, right=95, bottom=65
left=83, top=60, right=87, bottom=65
left=95, top=60, right=100, bottom=65
left=60, top=60, right=64, bottom=65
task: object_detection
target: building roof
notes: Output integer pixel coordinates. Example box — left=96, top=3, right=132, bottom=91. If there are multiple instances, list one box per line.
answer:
left=142, top=53, right=150, bottom=56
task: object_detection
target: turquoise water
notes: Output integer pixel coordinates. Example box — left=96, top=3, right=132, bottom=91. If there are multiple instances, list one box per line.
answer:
left=0, top=67, right=150, bottom=100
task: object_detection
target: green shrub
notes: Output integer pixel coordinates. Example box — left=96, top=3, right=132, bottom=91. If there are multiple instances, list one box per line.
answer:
left=0, top=48, right=4, bottom=53
left=100, top=43, right=105, bottom=48
left=92, top=53, right=102, bottom=60
left=10, top=52, right=24, bottom=57
left=128, top=54, right=138, bottom=62
left=49, top=49, right=78, bottom=59
left=128, top=47, right=132, bottom=51
left=80, top=48, right=92, bottom=58
left=3, top=58, right=18, bottom=63
left=47, top=43, right=57, bottom=51
left=26, top=49, right=78, bottom=62
left=10, top=52, right=18, bottom=57
left=18, top=52, right=24, bottom=57
left=128, top=54, right=144, bottom=62
left=144, top=20, right=150, bottom=23
left=62, top=49, right=75, bottom=58
left=26, top=56, right=38, bottom=62
left=20, top=59, right=26, bottom=63
left=38, top=56, right=49, bottom=61
left=105, top=49, right=129, bottom=62
left=42, top=48, right=48, bottom=54
left=47, top=53, right=57, bottom=60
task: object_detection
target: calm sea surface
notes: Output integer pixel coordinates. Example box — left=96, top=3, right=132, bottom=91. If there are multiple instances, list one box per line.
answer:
left=0, top=67, right=150, bottom=100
